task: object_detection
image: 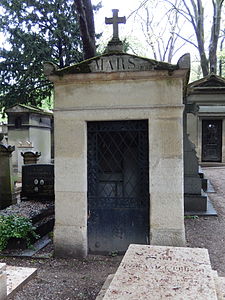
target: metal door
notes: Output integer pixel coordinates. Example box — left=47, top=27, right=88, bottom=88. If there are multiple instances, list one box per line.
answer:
left=202, top=119, right=222, bottom=162
left=87, top=120, right=149, bottom=254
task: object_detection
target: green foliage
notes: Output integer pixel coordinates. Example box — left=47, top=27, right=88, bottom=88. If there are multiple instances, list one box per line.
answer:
left=184, top=215, right=199, bottom=219
left=0, top=215, right=39, bottom=251
left=109, top=250, right=118, bottom=257
left=0, top=0, right=85, bottom=110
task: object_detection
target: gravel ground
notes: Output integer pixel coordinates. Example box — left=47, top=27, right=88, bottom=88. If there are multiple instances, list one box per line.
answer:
left=1, top=166, right=225, bottom=299
left=185, top=166, right=225, bottom=276
left=0, top=201, right=54, bottom=219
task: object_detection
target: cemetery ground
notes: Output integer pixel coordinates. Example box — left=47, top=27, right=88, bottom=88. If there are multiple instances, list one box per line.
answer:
left=0, top=166, right=225, bottom=299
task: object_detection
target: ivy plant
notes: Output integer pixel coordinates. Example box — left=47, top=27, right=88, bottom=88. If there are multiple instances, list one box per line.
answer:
left=0, top=215, right=39, bottom=251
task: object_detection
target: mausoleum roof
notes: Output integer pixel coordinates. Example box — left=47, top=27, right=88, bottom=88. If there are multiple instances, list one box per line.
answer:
left=5, top=104, right=53, bottom=116
left=44, top=52, right=190, bottom=77
left=187, top=73, right=225, bottom=95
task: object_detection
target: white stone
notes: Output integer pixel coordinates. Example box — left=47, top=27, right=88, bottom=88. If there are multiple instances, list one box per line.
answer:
left=103, top=245, right=218, bottom=300
left=186, top=75, right=225, bottom=164
left=5, top=104, right=52, bottom=177
left=50, top=55, right=188, bottom=257
left=0, top=264, right=7, bottom=300
left=214, top=276, right=225, bottom=300
left=6, top=265, right=37, bottom=297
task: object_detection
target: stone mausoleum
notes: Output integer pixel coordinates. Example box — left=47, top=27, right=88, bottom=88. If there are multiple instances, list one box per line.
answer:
left=5, top=104, right=53, bottom=177
left=45, top=10, right=190, bottom=258
left=187, top=74, right=225, bottom=164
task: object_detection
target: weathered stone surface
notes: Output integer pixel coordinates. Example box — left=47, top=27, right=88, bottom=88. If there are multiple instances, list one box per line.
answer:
left=103, top=244, right=218, bottom=300
left=5, top=104, right=52, bottom=177
left=21, top=151, right=41, bottom=165
left=89, top=55, right=165, bottom=73
left=105, top=9, right=126, bottom=40
left=6, top=265, right=37, bottom=297
left=186, top=74, right=225, bottom=163
left=47, top=47, right=189, bottom=256
left=45, top=53, right=184, bottom=76
left=215, top=276, right=225, bottom=300
left=0, top=264, right=7, bottom=300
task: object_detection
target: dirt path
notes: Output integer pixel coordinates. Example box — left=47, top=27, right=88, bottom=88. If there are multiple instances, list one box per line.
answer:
left=1, top=167, right=225, bottom=299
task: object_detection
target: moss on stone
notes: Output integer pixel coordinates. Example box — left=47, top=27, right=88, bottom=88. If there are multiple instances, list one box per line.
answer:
left=53, top=52, right=178, bottom=76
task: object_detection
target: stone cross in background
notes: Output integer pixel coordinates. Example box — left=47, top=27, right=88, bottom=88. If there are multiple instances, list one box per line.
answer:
left=105, top=9, right=126, bottom=40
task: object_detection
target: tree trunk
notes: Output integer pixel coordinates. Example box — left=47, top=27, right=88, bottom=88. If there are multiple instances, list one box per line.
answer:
left=75, top=0, right=96, bottom=60
left=219, top=35, right=225, bottom=76
left=183, top=0, right=209, bottom=76
left=208, top=0, right=224, bottom=73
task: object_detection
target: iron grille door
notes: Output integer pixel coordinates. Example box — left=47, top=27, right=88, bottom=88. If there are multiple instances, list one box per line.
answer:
left=202, top=120, right=222, bottom=162
left=87, top=120, right=149, bottom=254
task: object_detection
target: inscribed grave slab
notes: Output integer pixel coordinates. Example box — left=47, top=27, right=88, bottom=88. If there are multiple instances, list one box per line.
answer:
left=103, top=244, right=218, bottom=300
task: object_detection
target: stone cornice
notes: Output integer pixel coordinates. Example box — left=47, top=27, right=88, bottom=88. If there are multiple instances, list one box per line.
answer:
left=49, top=69, right=188, bottom=85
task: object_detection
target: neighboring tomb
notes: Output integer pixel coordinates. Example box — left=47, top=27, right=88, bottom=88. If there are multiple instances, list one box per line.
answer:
left=183, top=104, right=208, bottom=213
left=100, top=244, right=222, bottom=299
left=5, top=104, right=53, bottom=176
left=45, top=10, right=189, bottom=258
left=187, top=74, right=225, bottom=164
left=0, top=135, right=15, bottom=209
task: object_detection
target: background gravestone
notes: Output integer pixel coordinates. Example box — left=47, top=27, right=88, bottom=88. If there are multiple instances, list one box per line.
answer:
left=183, top=103, right=208, bottom=213
left=21, top=164, right=54, bottom=201
left=0, top=134, right=15, bottom=209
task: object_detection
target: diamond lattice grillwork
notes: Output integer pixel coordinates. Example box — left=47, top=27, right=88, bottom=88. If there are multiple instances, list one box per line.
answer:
left=88, top=120, right=149, bottom=209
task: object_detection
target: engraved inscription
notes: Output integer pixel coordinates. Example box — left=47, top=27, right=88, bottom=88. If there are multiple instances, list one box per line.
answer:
left=89, top=55, right=155, bottom=73
left=121, top=262, right=206, bottom=274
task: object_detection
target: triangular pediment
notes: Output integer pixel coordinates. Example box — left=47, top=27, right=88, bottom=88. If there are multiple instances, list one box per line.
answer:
left=5, top=104, right=52, bottom=115
left=6, top=104, right=32, bottom=113
left=44, top=53, right=183, bottom=76
left=188, top=74, right=225, bottom=89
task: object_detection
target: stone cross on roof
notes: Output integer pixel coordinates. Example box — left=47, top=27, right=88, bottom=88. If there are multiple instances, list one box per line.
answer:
left=105, top=9, right=126, bottom=40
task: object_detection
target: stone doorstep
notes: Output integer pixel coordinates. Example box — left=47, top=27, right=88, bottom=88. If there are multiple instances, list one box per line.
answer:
left=101, top=245, right=220, bottom=300
left=214, top=276, right=225, bottom=300
left=96, top=274, right=114, bottom=300
left=6, top=266, right=37, bottom=298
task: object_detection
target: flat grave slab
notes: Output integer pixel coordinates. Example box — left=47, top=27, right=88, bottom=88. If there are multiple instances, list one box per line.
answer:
left=7, top=265, right=37, bottom=297
left=96, top=274, right=114, bottom=300
left=103, top=244, right=218, bottom=300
